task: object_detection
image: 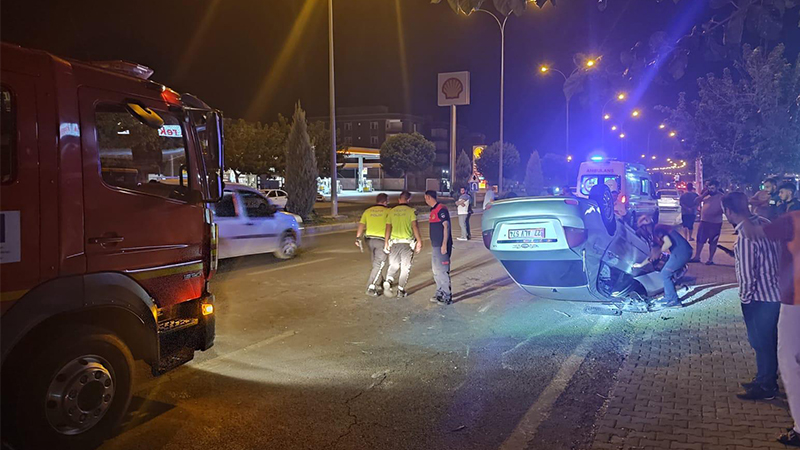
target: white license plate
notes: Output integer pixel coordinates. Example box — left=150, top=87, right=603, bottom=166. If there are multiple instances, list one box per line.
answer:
left=508, top=228, right=545, bottom=239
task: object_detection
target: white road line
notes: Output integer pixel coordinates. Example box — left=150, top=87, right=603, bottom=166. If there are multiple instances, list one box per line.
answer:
left=499, top=317, right=610, bottom=450
left=247, top=257, right=335, bottom=275
left=478, top=299, right=496, bottom=314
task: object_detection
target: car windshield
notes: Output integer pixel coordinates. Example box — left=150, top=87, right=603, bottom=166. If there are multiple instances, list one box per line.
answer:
left=580, top=175, right=621, bottom=196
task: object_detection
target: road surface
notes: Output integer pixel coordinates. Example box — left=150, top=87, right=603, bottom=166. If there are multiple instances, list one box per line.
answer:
left=101, top=211, right=683, bottom=450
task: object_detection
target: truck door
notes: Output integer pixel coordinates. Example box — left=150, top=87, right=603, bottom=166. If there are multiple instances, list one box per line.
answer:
left=0, top=73, right=40, bottom=311
left=79, top=88, right=205, bottom=307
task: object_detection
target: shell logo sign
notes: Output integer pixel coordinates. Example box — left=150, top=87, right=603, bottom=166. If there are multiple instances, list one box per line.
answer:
left=437, top=71, right=470, bottom=106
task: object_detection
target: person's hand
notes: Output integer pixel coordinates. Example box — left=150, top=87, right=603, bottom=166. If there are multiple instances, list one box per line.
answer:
left=384, top=243, right=390, bottom=253
left=415, top=241, right=422, bottom=254
left=355, top=238, right=361, bottom=247
left=440, top=245, right=447, bottom=255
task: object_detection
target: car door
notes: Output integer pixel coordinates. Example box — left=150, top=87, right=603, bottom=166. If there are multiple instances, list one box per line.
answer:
left=210, top=190, right=248, bottom=259
left=80, top=88, right=205, bottom=307
left=238, top=190, right=280, bottom=255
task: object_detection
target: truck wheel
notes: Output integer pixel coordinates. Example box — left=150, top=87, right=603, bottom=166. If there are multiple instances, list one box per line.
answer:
left=3, top=326, right=134, bottom=449
left=274, top=231, right=298, bottom=259
left=589, top=184, right=617, bottom=236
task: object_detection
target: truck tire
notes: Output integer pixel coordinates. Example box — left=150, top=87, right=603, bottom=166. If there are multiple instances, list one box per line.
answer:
left=3, top=325, right=134, bottom=449
left=274, top=231, right=298, bottom=259
left=589, top=184, right=617, bottom=236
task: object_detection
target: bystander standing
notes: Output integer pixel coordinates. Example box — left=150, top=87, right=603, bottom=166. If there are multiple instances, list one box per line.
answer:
left=483, top=186, right=496, bottom=209
left=722, top=192, right=782, bottom=401
left=750, top=177, right=780, bottom=220
left=679, top=183, right=699, bottom=241
left=456, top=187, right=471, bottom=241
left=690, top=180, right=724, bottom=265
left=777, top=183, right=800, bottom=215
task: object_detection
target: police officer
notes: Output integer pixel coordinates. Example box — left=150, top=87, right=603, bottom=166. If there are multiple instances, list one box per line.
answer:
left=356, top=193, right=390, bottom=297
left=383, top=191, right=422, bottom=298
left=425, top=190, right=453, bottom=305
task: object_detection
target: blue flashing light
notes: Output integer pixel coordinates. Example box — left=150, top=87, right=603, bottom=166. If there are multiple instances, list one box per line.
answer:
left=590, top=156, right=604, bottom=162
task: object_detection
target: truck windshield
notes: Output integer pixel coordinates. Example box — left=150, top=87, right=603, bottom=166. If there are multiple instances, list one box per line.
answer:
left=580, top=175, right=621, bottom=196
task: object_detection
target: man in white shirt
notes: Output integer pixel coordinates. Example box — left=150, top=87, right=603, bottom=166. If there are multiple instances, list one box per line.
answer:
left=456, top=187, right=471, bottom=241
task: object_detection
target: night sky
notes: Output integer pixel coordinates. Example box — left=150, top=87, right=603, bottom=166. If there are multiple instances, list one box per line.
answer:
left=3, top=0, right=798, bottom=166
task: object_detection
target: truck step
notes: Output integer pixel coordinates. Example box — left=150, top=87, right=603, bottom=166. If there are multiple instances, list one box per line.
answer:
left=154, top=346, right=194, bottom=376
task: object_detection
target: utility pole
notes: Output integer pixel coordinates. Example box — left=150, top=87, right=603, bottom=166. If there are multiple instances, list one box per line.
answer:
left=328, top=0, right=338, bottom=216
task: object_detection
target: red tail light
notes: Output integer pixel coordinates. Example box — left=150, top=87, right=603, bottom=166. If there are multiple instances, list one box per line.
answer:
left=564, top=199, right=579, bottom=206
left=620, top=195, right=627, bottom=204
left=482, top=229, right=494, bottom=249
left=563, top=227, right=587, bottom=248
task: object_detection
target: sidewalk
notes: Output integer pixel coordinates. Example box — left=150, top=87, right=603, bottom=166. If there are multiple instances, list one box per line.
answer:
left=591, top=225, right=794, bottom=450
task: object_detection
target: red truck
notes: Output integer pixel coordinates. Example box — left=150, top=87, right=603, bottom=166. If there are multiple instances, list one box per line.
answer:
left=0, top=43, right=224, bottom=448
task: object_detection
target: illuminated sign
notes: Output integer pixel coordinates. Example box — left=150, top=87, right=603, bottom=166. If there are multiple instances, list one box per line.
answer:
left=158, top=125, right=183, bottom=138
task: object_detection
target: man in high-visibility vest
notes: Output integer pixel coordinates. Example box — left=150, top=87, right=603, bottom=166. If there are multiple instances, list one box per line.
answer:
left=383, top=191, right=422, bottom=298
left=356, top=193, right=390, bottom=297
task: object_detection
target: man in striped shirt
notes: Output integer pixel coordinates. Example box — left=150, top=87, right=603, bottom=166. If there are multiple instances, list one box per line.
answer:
left=722, top=192, right=782, bottom=401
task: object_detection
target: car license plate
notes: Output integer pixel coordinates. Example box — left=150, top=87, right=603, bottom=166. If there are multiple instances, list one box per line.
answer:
left=508, top=228, right=545, bottom=239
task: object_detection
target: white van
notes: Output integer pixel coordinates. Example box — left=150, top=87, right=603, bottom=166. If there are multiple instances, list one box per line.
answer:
left=576, top=159, right=659, bottom=225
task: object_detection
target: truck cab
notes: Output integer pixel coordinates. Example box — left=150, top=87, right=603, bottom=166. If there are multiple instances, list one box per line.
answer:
left=0, top=43, right=224, bottom=448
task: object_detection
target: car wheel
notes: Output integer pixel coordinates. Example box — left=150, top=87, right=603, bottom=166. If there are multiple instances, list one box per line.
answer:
left=2, top=325, right=134, bottom=449
left=274, top=231, right=298, bottom=259
left=589, top=184, right=617, bottom=235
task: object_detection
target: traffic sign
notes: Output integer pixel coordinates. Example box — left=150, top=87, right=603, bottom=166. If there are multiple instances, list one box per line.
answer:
left=470, top=182, right=479, bottom=192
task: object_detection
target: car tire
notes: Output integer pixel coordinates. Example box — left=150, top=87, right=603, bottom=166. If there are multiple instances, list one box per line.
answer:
left=274, top=231, right=298, bottom=259
left=2, top=325, right=134, bottom=449
left=589, top=184, right=617, bottom=236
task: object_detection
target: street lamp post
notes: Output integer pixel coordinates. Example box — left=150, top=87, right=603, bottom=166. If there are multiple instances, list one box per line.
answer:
left=476, top=8, right=509, bottom=193
left=540, top=60, right=597, bottom=160
left=328, top=0, right=338, bottom=216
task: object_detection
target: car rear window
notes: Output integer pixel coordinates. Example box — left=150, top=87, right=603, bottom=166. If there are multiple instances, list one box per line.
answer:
left=580, top=175, right=621, bottom=196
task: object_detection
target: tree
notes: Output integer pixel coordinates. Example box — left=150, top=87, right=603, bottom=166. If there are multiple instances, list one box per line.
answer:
left=524, top=151, right=544, bottom=196
left=223, top=118, right=257, bottom=182
left=455, top=150, right=473, bottom=191
left=308, top=120, right=349, bottom=176
left=284, top=103, right=318, bottom=220
left=379, top=132, right=436, bottom=190
left=431, top=0, right=553, bottom=16
left=658, top=44, right=800, bottom=186
left=541, top=153, right=570, bottom=188
left=475, top=141, right=520, bottom=187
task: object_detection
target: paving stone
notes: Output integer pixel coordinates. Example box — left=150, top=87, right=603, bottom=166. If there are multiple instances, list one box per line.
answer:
left=589, top=229, right=792, bottom=450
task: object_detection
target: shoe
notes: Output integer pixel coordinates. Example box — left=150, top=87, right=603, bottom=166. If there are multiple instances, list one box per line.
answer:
left=740, top=379, right=758, bottom=390
left=366, top=288, right=379, bottom=297
left=778, top=428, right=800, bottom=447
left=383, top=280, right=395, bottom=298
left=705, top=260, right=715, bottom=266
left=456, top=237, right=468, bottom=241
left=665, top=300, right=682, bottom=308
left=433, top=296, right=452, bottom=305
left=396, top=287, right=407, bottom=298
left=736, top=385, right=777, bottom=400
left=430, top=293, right=442, bottom=303
left=688, top=258, right=700, bottom=263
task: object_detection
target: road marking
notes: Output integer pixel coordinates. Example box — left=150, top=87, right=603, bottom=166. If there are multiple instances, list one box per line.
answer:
left=478, top=299, right=496, bottom=314
left=247, top=257, right=334, bottom=275
left=499, top=317, right=610, bottom=450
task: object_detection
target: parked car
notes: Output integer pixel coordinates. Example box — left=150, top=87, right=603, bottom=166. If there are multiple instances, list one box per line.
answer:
left=576, top=159, right=659, bottom=226
left=656, top=189, right=681, bottom=211
left=212, top=184, right=301, bottom=259
left=481, top=184, right=681, bottom=311
left=262, top=188, right=288, bottom=209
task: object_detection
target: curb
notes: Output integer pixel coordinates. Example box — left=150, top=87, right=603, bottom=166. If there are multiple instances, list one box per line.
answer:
left=302, top=208, right=484, bottom=236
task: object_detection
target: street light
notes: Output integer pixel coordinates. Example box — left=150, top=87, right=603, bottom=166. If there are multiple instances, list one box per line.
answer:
left=601, top=92, right=627, bottom=145
left=328, top=0, right=338, bottom=216
left=539, top=60, right=597, bottom=160
left=611, top=125, right=618, bottom=131
left=651, top=155, right=657, bottom=160
left=631, top=109, right=641, bottom=118
left=619, top=133, right=626, bottom=138
left=669, top=131, right=677, bottom=137
left=659, top=123, right=666, bottom=129
left=567, top=155, right=573, bottom=162
left=641, top=154, right=646, bottom=158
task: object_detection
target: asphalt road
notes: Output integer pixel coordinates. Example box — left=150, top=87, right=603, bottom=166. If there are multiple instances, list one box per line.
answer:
left=99, top=213, right=674, bottom=450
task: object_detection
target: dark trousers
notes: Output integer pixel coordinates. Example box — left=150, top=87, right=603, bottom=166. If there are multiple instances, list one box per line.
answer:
left=741, top=301, right=781, bottom=390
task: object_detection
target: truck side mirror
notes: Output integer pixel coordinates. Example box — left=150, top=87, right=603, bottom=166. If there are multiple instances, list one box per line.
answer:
left=205, top=110, right=225, bottom=202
